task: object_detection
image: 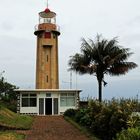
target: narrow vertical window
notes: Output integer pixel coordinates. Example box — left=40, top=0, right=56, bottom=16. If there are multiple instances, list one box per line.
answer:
left=47, top=55, right=48, bottom=62
left=46, top=75, right=48, bottom=83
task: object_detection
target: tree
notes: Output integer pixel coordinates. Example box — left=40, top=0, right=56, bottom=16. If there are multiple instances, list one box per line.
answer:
left=68, top=35, right=138, bottom=102
left=0, top=73, right=17, bottom=101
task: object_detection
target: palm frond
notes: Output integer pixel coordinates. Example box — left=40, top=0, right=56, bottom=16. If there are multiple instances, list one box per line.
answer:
left=108, top=62, right=138, bottom=76
left=69, top=36, right=137, bottom=77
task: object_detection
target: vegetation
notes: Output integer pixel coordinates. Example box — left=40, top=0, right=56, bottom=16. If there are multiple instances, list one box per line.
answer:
left=69, top=35, right=137, bottom=101
left=0, top=106, right=33, bottom=130
left=0, top=73, right=18, bottom=112
left=64, top=116, right=100, bottom=140
left=115, top=127, right=140, bottom=140
left=0, top=132, right=24, bottom=140
left=0, top=105, right=33, bottom=140
left=64, top=99, right=140, bottom=140
left=114, top=111, right=140, bottom=140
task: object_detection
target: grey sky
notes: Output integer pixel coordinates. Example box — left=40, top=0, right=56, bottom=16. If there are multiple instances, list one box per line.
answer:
left=0, top=0, right=140, bottom=99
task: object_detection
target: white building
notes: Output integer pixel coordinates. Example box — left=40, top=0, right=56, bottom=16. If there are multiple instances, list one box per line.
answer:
left=16, top=89, right=81, bottom=115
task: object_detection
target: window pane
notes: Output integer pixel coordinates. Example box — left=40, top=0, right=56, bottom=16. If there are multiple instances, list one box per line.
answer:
left=30, top=94, right=36, bottom=97
left=30, top=98, right=37, bottom=107
left=60, top=97, right=67, bottom=106
left=22, top=94, right=28, bottom=97
left=22, top=98, right=29, bottom=107
left=46, top=93, right=51, bottom=97
left=67, top=93, right=75, bottom=96
left=67, top=97, right=75, bottom=106
left=61, top=93, right=67, bottom=97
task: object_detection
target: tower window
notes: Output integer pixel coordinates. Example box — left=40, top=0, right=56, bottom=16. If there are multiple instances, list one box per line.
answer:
left=46, top=75, right=48, bottom=83
left=47, top=55, right=48, bottom=62
left=43, top=45, right=52, bottom=48
left=44, top=32, right=51, bottom=38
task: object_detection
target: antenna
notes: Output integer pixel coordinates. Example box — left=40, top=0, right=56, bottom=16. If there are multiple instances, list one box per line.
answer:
left=70, top=71, right=72, bottom=89
left=47, top=0, right=49, bottom=8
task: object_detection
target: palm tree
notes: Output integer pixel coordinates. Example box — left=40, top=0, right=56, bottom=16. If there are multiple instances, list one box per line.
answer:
left=68, top=35, right=138, bottom=102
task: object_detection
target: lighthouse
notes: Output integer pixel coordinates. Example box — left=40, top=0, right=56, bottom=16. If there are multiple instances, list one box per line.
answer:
left=34, top=7, right=60, bottom=89
left=16, top=4, right=81, bottom=115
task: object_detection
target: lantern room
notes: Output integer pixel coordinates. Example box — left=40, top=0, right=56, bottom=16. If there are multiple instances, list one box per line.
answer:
left=39, top=8, right=56, bottom=24
left=34, top=8, right=60, bottom=36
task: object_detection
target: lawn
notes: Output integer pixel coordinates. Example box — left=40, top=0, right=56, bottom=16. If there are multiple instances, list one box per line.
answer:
left=0, top=106, right=33, bottom=130
left=0, top=132, right=24, bottom=140
left=0, top=105, right=33, bottom=139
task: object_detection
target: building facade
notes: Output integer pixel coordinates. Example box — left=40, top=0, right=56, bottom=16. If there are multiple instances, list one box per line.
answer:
left=16, top=89, right=80, bottom=115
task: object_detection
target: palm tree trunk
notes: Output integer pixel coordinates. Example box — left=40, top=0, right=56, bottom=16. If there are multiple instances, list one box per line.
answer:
left=98, top=79, right=102, bottom=102
left=97, top=70, right=103, bottom=102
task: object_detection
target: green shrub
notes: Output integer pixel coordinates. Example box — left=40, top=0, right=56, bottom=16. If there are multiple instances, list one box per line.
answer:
left=64, top=109, right=76, bottom=118
left=64, top=99, right=138, bottom=140
left=115, top=127, right=140, bottom=140
left=90, top=99, right=137, bottom=140
left=127, top=115, right=140, bottom=128
left=75, top=108, right=92, bottom=127
left=88, top=100, right=103, bottom=117
left=91, top=106, right=113, bottom=140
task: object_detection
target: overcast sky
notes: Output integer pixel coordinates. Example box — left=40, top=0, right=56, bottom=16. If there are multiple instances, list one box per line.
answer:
left=0, top=0, right=140, bottom=100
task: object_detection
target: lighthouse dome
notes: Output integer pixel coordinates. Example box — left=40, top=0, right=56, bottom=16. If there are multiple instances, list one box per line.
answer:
left=39, top=8, right=56, bottom=18
left=44, top=8, right=51, bottom=13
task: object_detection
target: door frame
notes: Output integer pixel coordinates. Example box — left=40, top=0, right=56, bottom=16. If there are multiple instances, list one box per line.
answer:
left=38, top=97, right=59, bottom=115
left=45, top=98, right=52, bottom=115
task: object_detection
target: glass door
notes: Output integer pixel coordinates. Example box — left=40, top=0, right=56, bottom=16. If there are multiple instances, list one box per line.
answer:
left=39, top=98, right=44, bottom=115
left=53, top=98, right=58, bottom=115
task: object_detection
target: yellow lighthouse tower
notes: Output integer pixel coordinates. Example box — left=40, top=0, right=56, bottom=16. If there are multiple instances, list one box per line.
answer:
left=34, top=6, right=60, bottom=89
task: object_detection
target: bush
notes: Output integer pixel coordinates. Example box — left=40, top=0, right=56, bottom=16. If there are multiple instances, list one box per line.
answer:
left=75, top=108, right=92, bottom=127
left=0, top=100, right=17, bottom=112
left=91, top=106, right=113, bottom=140
left=115, top=127, right=140, bottom=140
left=65, top=99, right=138, bottom=140
left=64, top=109, right=76, bottom=118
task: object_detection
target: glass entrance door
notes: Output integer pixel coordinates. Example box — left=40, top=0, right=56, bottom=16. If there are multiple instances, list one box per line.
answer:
left=53, top=98, right=58, bottom=115
left=39, top=98, right=44, bottom=115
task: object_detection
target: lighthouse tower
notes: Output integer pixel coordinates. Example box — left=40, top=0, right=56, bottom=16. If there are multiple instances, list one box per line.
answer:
left=34, top=7, right=60, bottom=89
left=16, top=3, right=81, bottom=115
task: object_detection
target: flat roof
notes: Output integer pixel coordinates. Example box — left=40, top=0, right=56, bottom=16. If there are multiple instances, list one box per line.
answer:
left=15, top=89, right=82, bottom=92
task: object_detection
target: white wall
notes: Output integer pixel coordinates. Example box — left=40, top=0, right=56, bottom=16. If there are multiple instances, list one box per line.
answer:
left=20, top=107, right=38, bottom=114
left=19, top=91, right=79, bottom=115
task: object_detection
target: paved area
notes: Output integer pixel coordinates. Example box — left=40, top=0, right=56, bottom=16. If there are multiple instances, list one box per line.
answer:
left=21, top=116, right=90, bottom=140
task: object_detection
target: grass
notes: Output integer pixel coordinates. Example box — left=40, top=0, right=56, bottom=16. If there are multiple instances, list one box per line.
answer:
left=64, top=116, right=100, bottom=140
left=0, top=105, right=33, bottom=130
left=0, top=131, right=24, bottom=140
left=0, top=105, right=33, bottom=139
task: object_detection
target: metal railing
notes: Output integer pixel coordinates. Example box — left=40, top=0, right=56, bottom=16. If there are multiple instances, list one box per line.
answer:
left=34, top=24, right=60, bottom=33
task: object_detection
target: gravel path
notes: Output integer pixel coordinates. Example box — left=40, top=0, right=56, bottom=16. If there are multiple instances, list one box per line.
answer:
left=22, top=116, right=90, bottom=140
